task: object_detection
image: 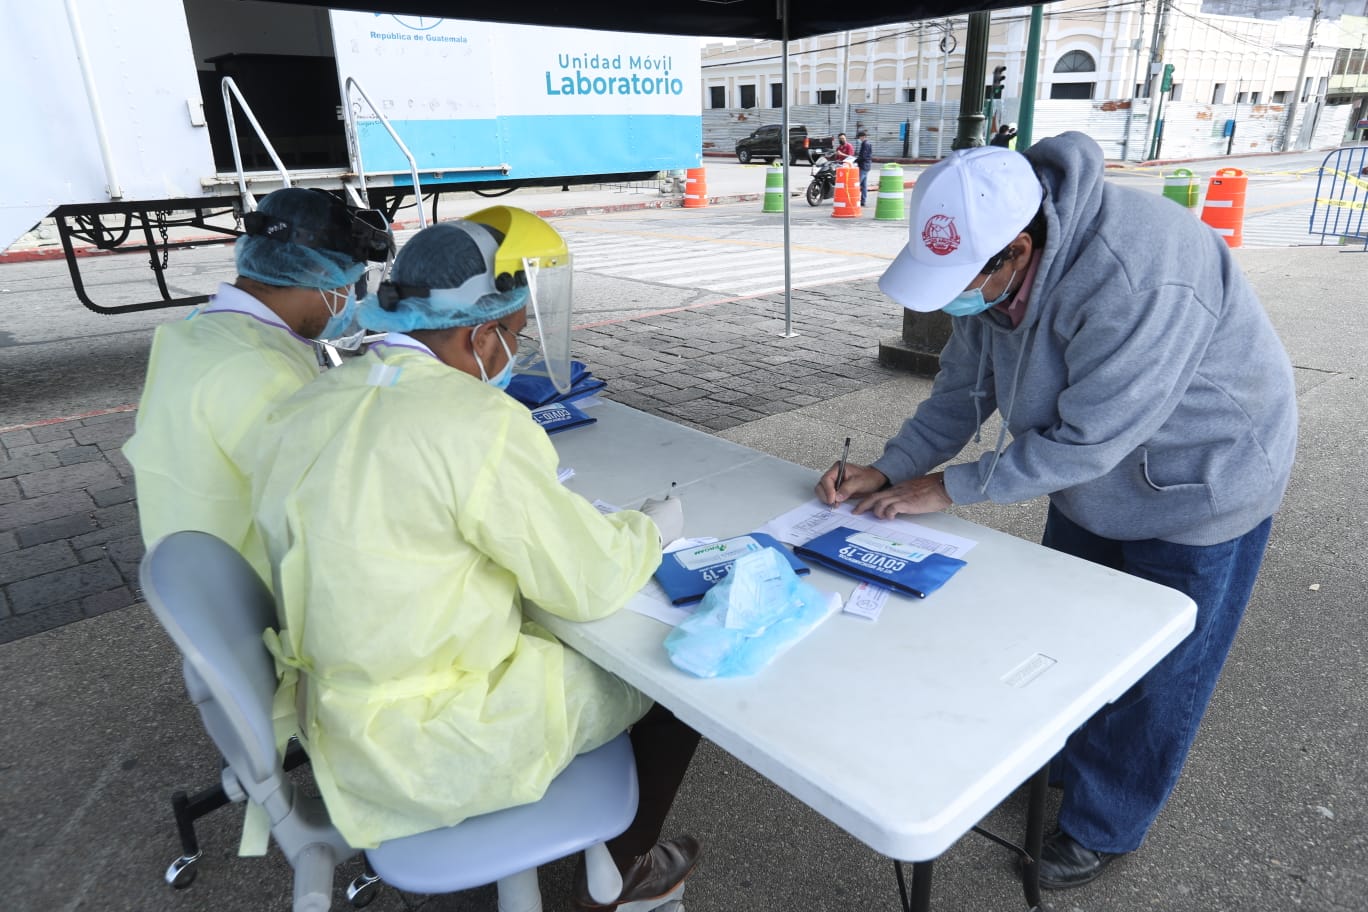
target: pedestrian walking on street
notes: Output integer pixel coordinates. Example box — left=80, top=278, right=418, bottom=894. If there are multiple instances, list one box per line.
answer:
left=856, top=130, right=874, bottom=206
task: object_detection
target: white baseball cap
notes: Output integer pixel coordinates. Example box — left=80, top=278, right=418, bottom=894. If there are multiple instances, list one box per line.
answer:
left=879, top=146, right=1044, bottom=313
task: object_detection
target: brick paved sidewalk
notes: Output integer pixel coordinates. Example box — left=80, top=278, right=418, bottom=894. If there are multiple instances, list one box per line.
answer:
left=0, top=279, right=902, bottom=644
left=0, top=410, right=140, bottom=643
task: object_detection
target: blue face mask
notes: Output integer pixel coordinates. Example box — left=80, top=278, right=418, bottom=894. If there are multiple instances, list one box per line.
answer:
left=473, top=325, right=516, bottom=391
left=943, top=267, right=1018, bottom=317
left=319, top=288, right=358, bottom=339
left=488, top=357, right=515, bottom=391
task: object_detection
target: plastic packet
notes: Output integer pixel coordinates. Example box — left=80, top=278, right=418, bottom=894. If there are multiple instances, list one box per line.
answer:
left=663, top=547, right=838, bottom=678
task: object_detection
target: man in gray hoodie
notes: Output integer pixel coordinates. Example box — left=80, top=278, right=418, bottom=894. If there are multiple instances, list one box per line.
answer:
left=816, top=133, right=1296, bottom=888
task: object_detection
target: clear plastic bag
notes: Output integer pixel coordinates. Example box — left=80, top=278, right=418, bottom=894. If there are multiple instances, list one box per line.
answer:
left=663, top=547, right=838, bottom=678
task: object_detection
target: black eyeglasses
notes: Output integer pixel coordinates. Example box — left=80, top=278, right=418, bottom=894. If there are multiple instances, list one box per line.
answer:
left=496, top=322, right=533, bottom=345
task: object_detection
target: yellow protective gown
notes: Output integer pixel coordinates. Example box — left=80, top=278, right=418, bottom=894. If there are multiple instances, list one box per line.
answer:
left=123, top=284, right=318, bottom=584
left=251, top=338, right=661, bottom=848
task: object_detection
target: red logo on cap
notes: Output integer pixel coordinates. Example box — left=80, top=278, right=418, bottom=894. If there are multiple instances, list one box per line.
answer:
left=921, top=215, right=960, bottom=256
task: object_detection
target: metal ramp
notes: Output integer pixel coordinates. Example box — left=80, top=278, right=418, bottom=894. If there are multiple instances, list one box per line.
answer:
left=1309, top=145, right=1368, bottom=250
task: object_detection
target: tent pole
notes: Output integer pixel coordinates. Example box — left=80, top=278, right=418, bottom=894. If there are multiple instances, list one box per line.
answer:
left=781, top=0, right=795, bottom=336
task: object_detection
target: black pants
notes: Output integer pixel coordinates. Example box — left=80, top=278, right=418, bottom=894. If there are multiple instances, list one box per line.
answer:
left=607, top=704, right=701, bottom=859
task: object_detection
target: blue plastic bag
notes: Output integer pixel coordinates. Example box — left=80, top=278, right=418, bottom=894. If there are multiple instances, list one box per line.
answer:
left=663, top=547, right=837, bottom=678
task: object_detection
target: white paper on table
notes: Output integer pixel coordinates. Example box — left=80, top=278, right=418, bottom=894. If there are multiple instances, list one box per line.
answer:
left=843, top=582, right=891, bottom=621
left=664, top=536, right=719, bottom=553
left=628, top=579, right=695, bottom=627
left=573, top=395, right=605, bottom=409
left=627, top=538, right=718, bottom=627
left=757, top=498, right=978, bottom=558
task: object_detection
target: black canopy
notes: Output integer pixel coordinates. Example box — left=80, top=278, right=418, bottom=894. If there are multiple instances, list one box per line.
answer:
left=289, top=0, right=1027, bottom=41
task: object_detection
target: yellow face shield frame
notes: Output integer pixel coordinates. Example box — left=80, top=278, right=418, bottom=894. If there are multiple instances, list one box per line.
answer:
left=466, top=206, right=576, bottom=394
left=465, top=206, right=569, bottom=287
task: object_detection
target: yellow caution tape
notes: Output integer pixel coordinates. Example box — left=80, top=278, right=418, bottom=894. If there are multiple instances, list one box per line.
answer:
left=1315, top=196, right=1368, bottom=210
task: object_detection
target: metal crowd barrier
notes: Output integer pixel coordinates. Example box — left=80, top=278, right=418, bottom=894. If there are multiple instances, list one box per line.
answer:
left=1310, top=146, right=1368, bottom=250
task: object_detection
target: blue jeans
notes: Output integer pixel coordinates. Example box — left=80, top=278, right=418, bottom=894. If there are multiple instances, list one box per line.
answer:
left=1042, top=504, right=1273, bottom=854
left=859, top=165, right=870, bottom=205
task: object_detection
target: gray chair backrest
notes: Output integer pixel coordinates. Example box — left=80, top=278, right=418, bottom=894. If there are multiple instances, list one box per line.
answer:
left=141, top=531, right=282, bottom=790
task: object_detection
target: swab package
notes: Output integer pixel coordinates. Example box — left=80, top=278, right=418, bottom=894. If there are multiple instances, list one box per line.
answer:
left=664, top=547, right=838, bottom=678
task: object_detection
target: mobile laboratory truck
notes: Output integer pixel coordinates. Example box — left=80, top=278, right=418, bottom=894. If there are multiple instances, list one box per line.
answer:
left=3, top=0, right=702, bottom=314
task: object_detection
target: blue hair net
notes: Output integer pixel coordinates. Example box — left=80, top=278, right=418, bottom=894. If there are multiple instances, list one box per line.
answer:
left=235, top=188, right=368, bottom=290
left=357, top=222, right=528, bottom=333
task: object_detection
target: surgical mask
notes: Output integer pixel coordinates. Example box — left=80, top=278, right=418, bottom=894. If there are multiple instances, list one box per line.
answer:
left=943, top=267, right=1018, bottom=318
left=472, top=325, right=516, bottom=391
left=319, top=287, right=357, bottom=339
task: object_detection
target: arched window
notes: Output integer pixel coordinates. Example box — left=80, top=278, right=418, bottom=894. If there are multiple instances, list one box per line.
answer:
left=1054, top=50, right=1096, bottom=74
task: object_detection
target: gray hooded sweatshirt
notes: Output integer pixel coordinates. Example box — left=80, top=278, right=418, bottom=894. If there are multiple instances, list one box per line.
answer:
left=872, top=132, right=1297, bottom=546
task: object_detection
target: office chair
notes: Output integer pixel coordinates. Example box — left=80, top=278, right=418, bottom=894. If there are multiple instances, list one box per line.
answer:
left=142, top=530, right=681, bottom=912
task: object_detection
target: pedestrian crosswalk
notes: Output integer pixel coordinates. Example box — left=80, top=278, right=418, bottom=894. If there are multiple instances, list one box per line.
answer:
left=562, top=230, right=887, bottom=297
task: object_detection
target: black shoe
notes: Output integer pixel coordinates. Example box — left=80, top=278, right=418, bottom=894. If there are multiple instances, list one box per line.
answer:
left=1035, top=830, right=1120, bottom=890
left=571, top=836, right=701, bottom=911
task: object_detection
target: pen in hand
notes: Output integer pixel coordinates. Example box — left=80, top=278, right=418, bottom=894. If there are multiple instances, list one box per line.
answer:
left=665, top=481, right=677, bottom=500
left=835, top=437, right=851, bottom=492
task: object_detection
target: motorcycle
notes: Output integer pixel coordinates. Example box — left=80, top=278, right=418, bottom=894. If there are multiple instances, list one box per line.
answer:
left=805, top=153, right=836, bottom=207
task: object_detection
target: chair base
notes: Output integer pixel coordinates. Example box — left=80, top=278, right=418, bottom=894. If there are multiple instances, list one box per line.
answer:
left=163, top=741, right=313, bottom=892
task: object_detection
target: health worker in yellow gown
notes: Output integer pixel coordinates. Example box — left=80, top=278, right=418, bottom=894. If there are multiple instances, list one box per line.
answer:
left=123, top=188, right=393, bottom=584
left=251, top=209, right=701, bottom=911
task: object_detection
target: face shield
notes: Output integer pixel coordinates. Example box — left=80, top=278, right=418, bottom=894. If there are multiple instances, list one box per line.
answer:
left=466, top=206, right=575, bottom=394
left=515, top=253, right=574, bottom=393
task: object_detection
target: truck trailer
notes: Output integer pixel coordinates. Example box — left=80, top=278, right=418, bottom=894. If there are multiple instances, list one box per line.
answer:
left=3, top=0, right=702, bottom=313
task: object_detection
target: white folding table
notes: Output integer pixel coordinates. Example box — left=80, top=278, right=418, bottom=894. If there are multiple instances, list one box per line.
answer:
left=530, top=401, right=1197, bottom=911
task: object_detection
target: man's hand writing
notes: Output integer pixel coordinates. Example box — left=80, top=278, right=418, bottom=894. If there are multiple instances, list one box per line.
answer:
left=849, top=473, right=952, bottom=519
left=815, top=462, right=888, bottom=507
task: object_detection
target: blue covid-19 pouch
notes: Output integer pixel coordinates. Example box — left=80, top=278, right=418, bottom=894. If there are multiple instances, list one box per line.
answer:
left=654, top=533, right=810, bottom=605
left=508, top=360, right=595, bottom=407
left=794, top=525, right=966, bottom=599
left=529, top=401, right=597, bottom=435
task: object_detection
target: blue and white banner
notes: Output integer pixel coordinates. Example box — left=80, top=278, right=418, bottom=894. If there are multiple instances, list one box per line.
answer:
left=329, top=12, right=701, bottom=181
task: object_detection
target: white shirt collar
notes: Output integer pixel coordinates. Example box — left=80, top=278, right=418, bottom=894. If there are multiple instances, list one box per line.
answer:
left=201, top=282, right=293, bottom=332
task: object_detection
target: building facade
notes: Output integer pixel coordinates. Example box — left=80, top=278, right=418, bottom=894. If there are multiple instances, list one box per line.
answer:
left=700, top=0, right=1368, bottom=152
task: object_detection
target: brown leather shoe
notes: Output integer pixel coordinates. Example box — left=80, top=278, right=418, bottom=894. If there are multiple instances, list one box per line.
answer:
left=571, top=835, right=701, bottom=911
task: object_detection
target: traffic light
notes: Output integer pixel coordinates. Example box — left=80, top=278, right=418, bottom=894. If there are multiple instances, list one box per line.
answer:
left=992, top=65, right=1007, bottom=99
left=1161, top=63, right=1175, bottom=93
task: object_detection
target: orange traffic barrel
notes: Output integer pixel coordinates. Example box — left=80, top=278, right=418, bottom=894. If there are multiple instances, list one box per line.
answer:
left=683, top=167, right=708, bottom=209
left=832, top=162, right=861, bottom=219
left=1199, top=168, right=1247, bottom=248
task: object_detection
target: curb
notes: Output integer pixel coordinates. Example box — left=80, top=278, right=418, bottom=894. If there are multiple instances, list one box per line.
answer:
left=0, top=235, right=232, bottom=266
left=0, top=245, right=122, bottom=266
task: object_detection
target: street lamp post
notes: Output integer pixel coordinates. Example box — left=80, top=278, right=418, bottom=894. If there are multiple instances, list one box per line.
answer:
left=952, top=12, right=991, bottom=150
